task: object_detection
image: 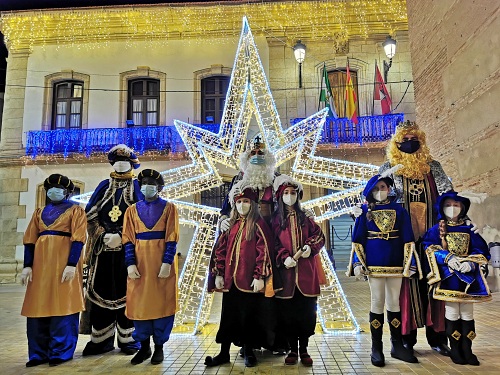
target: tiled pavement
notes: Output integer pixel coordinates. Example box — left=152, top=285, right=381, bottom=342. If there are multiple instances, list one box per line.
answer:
left=2, top=265, right=500, bottom=375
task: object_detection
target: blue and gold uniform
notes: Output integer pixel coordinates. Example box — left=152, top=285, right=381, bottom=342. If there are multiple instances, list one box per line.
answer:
left=423, top=191, right=490, bottom=366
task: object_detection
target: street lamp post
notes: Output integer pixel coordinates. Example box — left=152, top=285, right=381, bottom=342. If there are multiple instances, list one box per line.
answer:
left=293, top=40, right=306, bottom=88
left=382, top=36, right=397, bottom=83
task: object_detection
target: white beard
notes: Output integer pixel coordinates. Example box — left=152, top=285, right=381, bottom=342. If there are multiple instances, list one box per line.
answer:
left=241, top=163, right=274, bottom=190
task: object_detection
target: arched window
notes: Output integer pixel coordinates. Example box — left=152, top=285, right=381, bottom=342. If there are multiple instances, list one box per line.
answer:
left=52, top=80, right=83, bottom=130
left=327, top=69, right=359, bottom=118
left=127, top=78, right=160, bottom=126
left=201, top=75, right=229, bottom=124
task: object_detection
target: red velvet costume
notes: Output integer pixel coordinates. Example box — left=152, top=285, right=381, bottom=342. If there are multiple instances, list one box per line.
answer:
left=273, top=213, right=325, bottom=298
left=215, top=217, right=272, bottom=292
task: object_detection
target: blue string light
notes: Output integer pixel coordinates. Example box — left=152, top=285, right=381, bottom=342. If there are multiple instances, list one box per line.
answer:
left=25, top=115, right=402, bottom=158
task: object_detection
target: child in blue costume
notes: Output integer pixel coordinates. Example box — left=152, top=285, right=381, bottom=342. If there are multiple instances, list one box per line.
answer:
left=423, top=191, right=491, bottom=366
left=347, top=174, right=420, bottom=367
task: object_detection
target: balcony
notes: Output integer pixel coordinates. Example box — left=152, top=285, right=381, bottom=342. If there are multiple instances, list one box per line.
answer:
left=25, top=114, right=403, bottom=158
left=291, top=113, right=404, bottom=146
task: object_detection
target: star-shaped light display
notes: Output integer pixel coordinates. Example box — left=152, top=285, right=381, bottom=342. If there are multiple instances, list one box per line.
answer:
left=73, top=17, right=379, bottom=334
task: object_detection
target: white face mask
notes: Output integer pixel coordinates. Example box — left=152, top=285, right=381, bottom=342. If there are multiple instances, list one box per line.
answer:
left=236, top=202, right=251, bottom=216
left=141, top=185, right=158, bottom=199
left=282, top=194, right=297, bottom=206
left=47, top=187, right=66, bottom=202
left=444, top=206, right=461, bottom=220
left=373, top=190, right=388, bottom=202
left=113, top=161, right=131, bottom=173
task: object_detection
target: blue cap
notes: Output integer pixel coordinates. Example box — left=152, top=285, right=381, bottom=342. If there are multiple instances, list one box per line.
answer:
left=362, top=174, right=394, bottom=198
left=436, top=191, right=470, bottom=220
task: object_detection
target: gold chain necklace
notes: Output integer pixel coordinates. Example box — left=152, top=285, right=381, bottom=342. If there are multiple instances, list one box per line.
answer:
left=108, top=191, right=124, bottom=222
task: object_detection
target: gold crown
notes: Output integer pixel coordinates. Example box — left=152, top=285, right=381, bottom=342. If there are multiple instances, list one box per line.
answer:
left=252, top=135, right=266, bottom=150
left=397, top=120, right=419, bottom=129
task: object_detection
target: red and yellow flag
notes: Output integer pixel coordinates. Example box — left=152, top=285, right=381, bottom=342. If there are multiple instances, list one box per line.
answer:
left=345, top=63, right=358, bottom=124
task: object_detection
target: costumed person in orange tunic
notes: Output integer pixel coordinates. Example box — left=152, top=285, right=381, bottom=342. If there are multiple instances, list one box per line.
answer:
left=20, top=174, right=86, bottom=367
left=347, top=174, right=420, bottom=367
left=122, top=169, right=179, bottom=365
left=82, top=144, right=143, bottom=356
left=377, top=121, right=453, bottom=356
left=205, top=181, right=273, bottom=368
left=423, top=192, right=491, bottom=366
left=272, top=175, right=325, bottom=367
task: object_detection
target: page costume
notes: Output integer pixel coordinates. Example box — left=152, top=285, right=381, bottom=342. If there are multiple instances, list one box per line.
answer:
left=347, top=174, right=419, bottom=366
left=272, top=175, right=325, bottom=366
left=82, top=145, right=143, bottom=355
left=423, top=191, right=490, bottom=365
left=21, top=174, right=86, bottom=366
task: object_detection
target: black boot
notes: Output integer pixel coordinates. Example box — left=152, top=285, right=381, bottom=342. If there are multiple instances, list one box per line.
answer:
left=387, top=311, right=418, bottom=363
left=243, top=344, right=257, bottom=367
left=369, top=312, right=385, bottom=367
left=151, top=344, right=164, bottom=365
left=445, top=318, right=467, bottom=365
left=461, top=320, right=480, bottom=366
left=445, top=319, right=467, bottom=365
left=204, top=341, right=231, bottom=367
left=131, top=339, right=152, bottom=365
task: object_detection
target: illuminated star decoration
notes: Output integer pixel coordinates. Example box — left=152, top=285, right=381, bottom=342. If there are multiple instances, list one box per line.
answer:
left=72, top=17, right=378, bottom=334
left=168, top=17, right=378, bottom=334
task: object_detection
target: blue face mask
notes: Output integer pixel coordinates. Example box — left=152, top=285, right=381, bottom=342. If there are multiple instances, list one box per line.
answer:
left=249, top=155, right=266, bottom=165
left=141, top=185, right=158, bottom=199
left=47, top=187, right=66, bottom=202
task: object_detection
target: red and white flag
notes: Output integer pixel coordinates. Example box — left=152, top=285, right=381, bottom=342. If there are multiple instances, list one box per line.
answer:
left=373, top=63, right=392, bottom=115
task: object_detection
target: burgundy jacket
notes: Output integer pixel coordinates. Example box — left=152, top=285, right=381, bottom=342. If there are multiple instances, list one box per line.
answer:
left=215, top=217, right=272, bottom=293
left=272, top=211, right=325, bottom=298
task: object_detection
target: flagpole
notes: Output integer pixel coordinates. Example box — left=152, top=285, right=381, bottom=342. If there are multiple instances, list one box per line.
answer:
left=318, top=63, right=325, bottom=112
left=372, top=60, right=377, bottom=116
left=344, top=58, right=348, bottom=118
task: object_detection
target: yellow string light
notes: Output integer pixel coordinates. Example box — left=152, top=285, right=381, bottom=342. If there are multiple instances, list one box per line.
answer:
left=0, top=0, right=408, bottom=52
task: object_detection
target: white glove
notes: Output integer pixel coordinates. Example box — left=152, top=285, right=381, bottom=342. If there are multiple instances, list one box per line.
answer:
left=284, top=256, right=297, bottom=269
left=127, top=265, right=141, bottom=279
left=352, top=203, right=363, bottom=218
left=459, top=261, right=472, bottom=273
left=61, top=266, right=76, bottom=283
left=21, top=267, right=33, bottom=286
left=158, top=263, right=171, bottom=278
left=353, top=265, right=364, bottom=277
left=466, top=220, right=480, bottom=234
left=447, top=256, right=461, bottom=271
left=305, top=209, right=315, bottom=219
left=104, top=233, right=122, bottom=248
left=220, top=218, right=231, bottom=232
left=301, top=245, right=311, bottom=258
left=251, top=278, right=264, bottom=292
left=215, top=275, right=224, bottom=290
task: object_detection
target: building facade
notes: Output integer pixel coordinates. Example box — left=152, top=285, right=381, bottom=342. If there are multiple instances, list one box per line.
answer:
left=0, top=1, right=415, bottom=282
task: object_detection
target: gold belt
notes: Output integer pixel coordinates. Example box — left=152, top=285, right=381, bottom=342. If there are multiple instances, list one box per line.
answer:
left=367, top=231, right=399, bottom=240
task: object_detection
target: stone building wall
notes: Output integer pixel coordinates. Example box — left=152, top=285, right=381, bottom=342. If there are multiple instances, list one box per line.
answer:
left=406, top=0, right=500, bottom=234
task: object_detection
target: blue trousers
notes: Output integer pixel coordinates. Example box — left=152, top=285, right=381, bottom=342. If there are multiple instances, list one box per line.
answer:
left=132, top=315, right=175, bottom=345
left=27, top=313, right=79, bottom=361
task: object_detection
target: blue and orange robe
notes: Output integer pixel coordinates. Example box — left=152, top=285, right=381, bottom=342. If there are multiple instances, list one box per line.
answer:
left=22, top=200, right=87, bottom=362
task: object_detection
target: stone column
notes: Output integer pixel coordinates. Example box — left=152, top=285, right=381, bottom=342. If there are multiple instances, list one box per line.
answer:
left=0, top=166, right=27, bottom=283
left=0, top=49, right=30, bottom=282
left=0, top=49, right=30, bottom=155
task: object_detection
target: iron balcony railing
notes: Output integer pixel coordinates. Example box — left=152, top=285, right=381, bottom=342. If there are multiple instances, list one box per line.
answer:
left=25, top=113, right=403, bottom=158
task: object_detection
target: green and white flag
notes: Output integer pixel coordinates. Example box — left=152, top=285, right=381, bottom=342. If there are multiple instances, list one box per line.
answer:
left=319, top=63, right=338, bottom=118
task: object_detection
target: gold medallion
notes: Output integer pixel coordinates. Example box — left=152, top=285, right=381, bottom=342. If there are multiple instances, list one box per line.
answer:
left=108, top=205, right=122, bottom=222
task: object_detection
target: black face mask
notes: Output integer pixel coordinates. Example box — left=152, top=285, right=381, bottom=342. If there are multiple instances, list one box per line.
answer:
left=398, top=140, right=420, bottom=154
